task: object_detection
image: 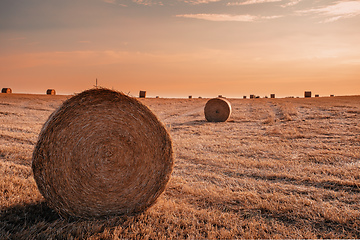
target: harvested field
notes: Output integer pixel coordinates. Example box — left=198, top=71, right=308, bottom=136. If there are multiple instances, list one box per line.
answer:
left=1, top=93, right=360, bottom=239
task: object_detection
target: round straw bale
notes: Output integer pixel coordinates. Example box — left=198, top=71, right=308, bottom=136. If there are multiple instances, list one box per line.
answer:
left=32, top=88, right=173, bottom=219
left=204, top=97, right=232, bottom=122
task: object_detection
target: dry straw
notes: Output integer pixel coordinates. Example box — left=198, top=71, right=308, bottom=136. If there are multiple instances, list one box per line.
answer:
left=32, top=88, right=173, bottom=219
left=204, top=97, right=232, bottom=122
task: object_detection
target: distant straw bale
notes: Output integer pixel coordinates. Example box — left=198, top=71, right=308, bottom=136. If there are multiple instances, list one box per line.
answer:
left=139, top=90, right=146, bottom=98
left=32, top=88, right=173, bottom=219
left=1, top=88, right=12, bottom=93
left=46, top=89, right=56, bottom=95
left=304, top=91, right=312, bottom=98
left=204, top=97, right=232, bottom=122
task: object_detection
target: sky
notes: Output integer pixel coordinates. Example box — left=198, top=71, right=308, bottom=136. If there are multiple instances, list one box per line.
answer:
left=0, top=0, right=359, bottom=98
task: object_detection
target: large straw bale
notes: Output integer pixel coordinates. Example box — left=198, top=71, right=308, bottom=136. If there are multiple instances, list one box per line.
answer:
left=204, top=97, right=232, bottom=122
left=32, top=88, right=173, bottom=219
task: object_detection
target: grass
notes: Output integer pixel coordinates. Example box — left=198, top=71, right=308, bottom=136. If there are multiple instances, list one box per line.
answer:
left=1, top=93, right=360, bottom=239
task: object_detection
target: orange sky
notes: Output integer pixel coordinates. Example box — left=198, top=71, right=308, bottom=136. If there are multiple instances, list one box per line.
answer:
left=1, top=0, right=359, bottom=98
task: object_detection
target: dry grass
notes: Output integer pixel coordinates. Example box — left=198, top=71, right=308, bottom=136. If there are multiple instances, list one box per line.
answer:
left=1, top=94, right=360, bottom=239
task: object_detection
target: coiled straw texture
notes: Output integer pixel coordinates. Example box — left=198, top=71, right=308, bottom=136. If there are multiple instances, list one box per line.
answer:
left=32, top=88, right=173, bottom=219
left=204, top=98, right=232, bottom=122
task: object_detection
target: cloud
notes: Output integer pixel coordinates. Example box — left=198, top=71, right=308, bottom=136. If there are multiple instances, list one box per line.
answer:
left=226, top=0, right=302, bottom=7
left=102, top=0, right=128, bottom=7
left=298, top=1, right=360, bottom=22
left=102, top=0, right=116, bottom=3
left=227, top=0, right=281, bottom=6
left=176, top=13, right=281, bottom=21
left=281, top=0, right=302, bottom=8
left=103, top=0, right=163, bottom=6
left=176, top=14, right=257, bottom=21
left=134, top=0, right=222, bottom=5
left=182, top=0, right=222, bottom=4
left=131, top=0, right=162, bottom=6
left=115, top=0, right=222, bottom=5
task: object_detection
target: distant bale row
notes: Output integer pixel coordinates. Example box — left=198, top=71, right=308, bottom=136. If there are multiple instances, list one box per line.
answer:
left=247, top=94, right=276, bottom=99
left=32, top=88, right=173, bottom=219
left=1, top=88, right=336, bottom=99
left=304, top=91, right=334, bottom=98
left=1, top=88, right=56, bottom=95
left=139, top=90, right=336, bottom=99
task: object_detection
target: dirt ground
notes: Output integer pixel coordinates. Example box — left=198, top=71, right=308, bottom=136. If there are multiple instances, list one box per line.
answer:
left=1, top=93, right=359, bottom=239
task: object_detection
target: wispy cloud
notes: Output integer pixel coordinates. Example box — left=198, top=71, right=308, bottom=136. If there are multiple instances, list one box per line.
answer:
left=102, top=0, right=128, bottom=7
left=132, top=0, right=163, bottom=6
left=104, top=0, right=164, bottom=6
left=176, top=13, right=281, bottom=21
left=176, top=14, right=256, bottom=21
left=182, top=0, right=222, bottom=4
left=111, top=0, right=222, bottom=5
left=102, top=0, right=116, bottom=3
left=227, top=0, right=281, bottom=6
left=281, top=0, right=302, bottom=8
left=298, top=1, right=360, bottom=23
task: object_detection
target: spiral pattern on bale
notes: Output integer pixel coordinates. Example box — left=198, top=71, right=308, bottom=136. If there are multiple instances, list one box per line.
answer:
left=204, top=98, right=232, bottom=122
left=32, top=88, right=173, bottom=219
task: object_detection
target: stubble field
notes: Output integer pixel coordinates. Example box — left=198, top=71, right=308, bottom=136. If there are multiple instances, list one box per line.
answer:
left=0, top=93, right=359, bottom=239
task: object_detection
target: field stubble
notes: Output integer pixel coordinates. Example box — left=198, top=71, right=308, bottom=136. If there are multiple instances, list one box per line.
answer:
left=0, top=94, right=359, bottom=239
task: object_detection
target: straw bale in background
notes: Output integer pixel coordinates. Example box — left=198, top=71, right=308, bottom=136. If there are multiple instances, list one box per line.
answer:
left=204, top=97, right=232, bottom=122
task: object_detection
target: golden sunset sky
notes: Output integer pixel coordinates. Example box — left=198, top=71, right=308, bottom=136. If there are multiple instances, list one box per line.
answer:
left=1, top=0, right=359, bottom=97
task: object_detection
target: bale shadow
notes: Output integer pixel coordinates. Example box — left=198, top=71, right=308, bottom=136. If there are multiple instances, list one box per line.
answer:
left=1, top=201, right=142, bottom=238
left=171, top=119, right=242, bottom=128
left=0, top=201, right=60, bottom=234
left=172, top=119, right=207, bottom=127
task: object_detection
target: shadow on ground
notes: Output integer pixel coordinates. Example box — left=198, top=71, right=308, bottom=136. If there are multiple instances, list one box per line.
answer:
left=1, top=201, right=60, bottom=233
left=0, top=201, right=139, bottom=239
